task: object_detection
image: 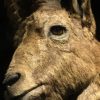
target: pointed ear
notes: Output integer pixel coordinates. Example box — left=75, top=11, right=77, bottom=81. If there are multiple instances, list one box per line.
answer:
left=72, top=0, right=95, bottom=33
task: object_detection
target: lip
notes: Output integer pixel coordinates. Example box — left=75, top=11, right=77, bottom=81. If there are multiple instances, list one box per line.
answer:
left=9, top=84, right=47, bottom=100
left=22, top=85, right=46, bottom=100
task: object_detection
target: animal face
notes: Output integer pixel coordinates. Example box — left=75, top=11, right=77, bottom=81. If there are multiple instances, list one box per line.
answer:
left=3, top=0, right=99, bottom=100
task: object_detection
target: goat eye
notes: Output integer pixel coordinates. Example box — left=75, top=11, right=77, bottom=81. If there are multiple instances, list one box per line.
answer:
left=48, top=25, right=69, bottom=41
left=50, top=25, right=67, bottom=36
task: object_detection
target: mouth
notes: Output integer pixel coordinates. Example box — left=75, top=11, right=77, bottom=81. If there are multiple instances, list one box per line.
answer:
left=8, top=84, right=48, bottom=100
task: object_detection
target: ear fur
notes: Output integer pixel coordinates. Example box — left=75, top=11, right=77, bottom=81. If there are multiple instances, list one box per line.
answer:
left=61, top=0, right=96, bottom=33
left=72, top=0, right=96, bottom=33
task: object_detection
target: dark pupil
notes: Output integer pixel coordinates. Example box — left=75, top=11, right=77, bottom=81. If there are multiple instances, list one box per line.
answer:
left=50, top=25, right=67, bottom=36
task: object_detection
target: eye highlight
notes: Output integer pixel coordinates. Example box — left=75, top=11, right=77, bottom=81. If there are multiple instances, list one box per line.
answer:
left=50, top=25, right=67, bottom=36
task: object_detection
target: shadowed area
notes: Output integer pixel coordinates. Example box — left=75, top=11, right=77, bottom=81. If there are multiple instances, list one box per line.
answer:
left=0, top=0, right=15, bottom=99
left=91, top=0, right=100, bottom=41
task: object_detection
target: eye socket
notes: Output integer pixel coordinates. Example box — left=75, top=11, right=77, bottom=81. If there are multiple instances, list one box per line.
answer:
left=50, top=25, right=67, bottom=36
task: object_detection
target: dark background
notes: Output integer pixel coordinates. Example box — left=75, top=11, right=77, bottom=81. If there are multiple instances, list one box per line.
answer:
left=0, top=0, right=100, bottom=99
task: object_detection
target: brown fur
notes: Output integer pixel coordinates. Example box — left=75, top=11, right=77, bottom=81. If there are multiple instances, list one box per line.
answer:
left=4, top=0, right=100, bottom=100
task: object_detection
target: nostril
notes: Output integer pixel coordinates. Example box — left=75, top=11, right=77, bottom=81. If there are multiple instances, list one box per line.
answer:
left=3, top=73, right=21, bottom=87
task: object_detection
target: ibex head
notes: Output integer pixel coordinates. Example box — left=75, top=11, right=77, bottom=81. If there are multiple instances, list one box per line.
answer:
left=3, top=0, right=99, bottom=100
